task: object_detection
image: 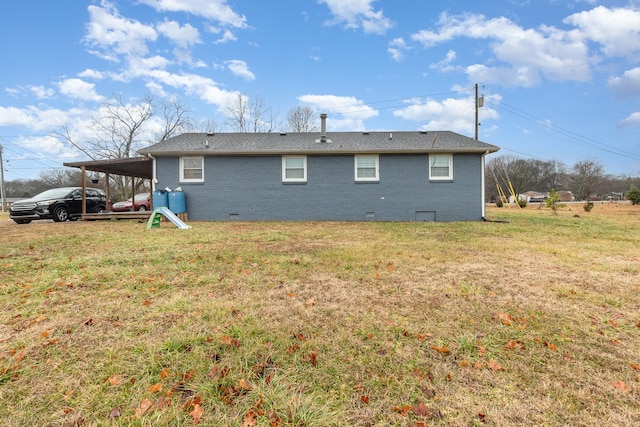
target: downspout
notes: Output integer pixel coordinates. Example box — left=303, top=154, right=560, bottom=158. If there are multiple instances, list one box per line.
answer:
left=148, top=153, right=157, bottom=210
left=481, top=151, right=487, bottom=220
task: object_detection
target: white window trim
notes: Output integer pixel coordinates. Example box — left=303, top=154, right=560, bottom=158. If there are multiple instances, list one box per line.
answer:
left=180, top=156, right=204, bottom=183
left=282, top=155, right=307, bottom=183
left=429, top=154, right=453, bottom=181
left=354, top=155, right=379, bottom=182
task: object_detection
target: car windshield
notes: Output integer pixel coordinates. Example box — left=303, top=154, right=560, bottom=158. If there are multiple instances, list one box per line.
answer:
left=32, top=188, right=74, bottom=200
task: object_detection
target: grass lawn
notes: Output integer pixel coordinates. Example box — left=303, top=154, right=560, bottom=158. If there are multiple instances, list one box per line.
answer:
left=0, top=202, right=639, bottom=426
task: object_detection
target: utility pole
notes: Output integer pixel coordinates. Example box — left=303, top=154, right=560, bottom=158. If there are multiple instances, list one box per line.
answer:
left=475, top=83, right=484, bottom=140
left=0, top=145, right=6, bottom=212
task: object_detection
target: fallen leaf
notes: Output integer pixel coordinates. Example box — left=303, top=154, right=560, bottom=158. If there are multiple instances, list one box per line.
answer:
left=498, top=312, right=513, bottom=326
left=430, top=345, right=450, bottom=354
left=505, top=340, right=525, bottom=350
left=189, top=403, right=204, bottom=424
left=612, top=381, right=632, bottom=393
left=630, top=363, right=640, bottom=371
left=412, top=401, right=429, bottom=416
left=361, top=395, right=369, bottom=404
left=148, top=382, right=163, bottom=393
left=241, top=409, right=257, bottom=427
left=236, top=379, right=251, bottom=390
left=160, top=368, right=171, bottom=379
left=108, top=407, right=121, bottom=420
left=107, top=374, right=122, bottom=386
left=154, top=395, right=172, bottom=409
left=134, top=398, right=153, bottom=418
left=220, top=335, right=240, bottom=348
left=304, top=351, right=318, bottom=366
left=488, top=360, right=504, bottom=371
left=392, top=405, right=411, bottom=416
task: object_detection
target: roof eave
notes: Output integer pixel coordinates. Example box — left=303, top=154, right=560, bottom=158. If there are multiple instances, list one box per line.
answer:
left=139, top=147, right=499, bottom=156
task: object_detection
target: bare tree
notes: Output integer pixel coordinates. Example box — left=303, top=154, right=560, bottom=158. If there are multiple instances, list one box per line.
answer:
left=286, top=105, right=318, bottom=132
left=155, top=96, right=194, bottom=142
left=57, top=94, right=193, bottom=201
left=485, top=155, right=567, bottom=202
left=571, top=159, right=604, bottom=201
left=39, top=169, right=83, bottom=188
left=225, top=94, right=277, bottom=132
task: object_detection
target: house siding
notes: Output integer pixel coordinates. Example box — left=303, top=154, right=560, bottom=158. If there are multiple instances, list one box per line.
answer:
left=154, top=153, right=483, bottom=222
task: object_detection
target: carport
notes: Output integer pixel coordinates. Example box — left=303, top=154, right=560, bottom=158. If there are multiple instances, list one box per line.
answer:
left=64, top=157, right=154, bottom=220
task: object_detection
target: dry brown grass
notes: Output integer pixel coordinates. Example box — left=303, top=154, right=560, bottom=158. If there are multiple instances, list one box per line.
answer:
left=0, top=203, right=638, bottom=426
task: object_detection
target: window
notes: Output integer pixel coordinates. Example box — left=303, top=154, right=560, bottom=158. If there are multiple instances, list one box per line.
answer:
left=429, top=154, right=453, bottom=180
left=180, top=156, right=204, bottom=182
left=355, top=155, right=379, bottom=181
left=282, top=156, right=307, bottom=182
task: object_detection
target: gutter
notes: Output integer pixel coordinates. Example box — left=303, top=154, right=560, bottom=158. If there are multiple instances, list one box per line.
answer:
left=147, top=153, right=157, bottom=193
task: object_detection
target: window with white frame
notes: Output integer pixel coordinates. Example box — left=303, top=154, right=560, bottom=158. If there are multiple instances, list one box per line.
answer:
left=282, top=155, right=307, bottom=182
left=355, top=155, right=379, bottom=181
left=429, top=154, right=453, bottom=180
left=180, top=156, right=204, bottom=182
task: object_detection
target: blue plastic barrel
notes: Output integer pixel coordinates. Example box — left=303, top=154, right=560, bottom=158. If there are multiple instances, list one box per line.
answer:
left=153, top=190, right=169, bottom=209
left=168, top=191, right=186, bottom=214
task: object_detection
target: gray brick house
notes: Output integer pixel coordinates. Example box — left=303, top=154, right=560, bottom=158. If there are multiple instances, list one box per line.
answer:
left=139, top=118, right=499, bottom=222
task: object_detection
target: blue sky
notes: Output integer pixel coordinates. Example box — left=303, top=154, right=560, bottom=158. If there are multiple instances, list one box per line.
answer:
left=1, top=0, right=639, bottom=182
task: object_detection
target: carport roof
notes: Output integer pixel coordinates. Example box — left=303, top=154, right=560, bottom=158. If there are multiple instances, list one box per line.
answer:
left=64, top=157, right=152, bottom=179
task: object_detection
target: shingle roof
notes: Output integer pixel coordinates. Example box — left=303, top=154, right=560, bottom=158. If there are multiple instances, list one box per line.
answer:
left=138, top=131, right=499, bottom=156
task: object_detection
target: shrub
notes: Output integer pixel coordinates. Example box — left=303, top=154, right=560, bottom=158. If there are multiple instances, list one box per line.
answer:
left=518, top=200, right=527, bottom=208
left=627, top=187, right=640, bottom=205
left=583, top=202, right=594, bottom=212
left=496, top=200, right=503, bottom=208
left=545, top=188, right=561, bottom=216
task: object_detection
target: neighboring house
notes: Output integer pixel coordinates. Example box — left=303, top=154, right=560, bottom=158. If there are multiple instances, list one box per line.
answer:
left=522, top=191, right=546, bottom=202
left=139, top=117, right=499, bottom=222
left=557, top=190, right=574, bottom=202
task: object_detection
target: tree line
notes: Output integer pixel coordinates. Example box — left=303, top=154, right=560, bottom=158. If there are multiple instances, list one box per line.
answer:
left=485, top=156, right=640, bottom=202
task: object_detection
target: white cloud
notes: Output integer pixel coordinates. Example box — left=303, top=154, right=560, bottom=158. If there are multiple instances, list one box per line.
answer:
left=388, top=37, right=408, bottom=61
left=608, top=67, right=640, bottom=98
left=619, top=111, right=640, bottom=127
left=225, top=60, right=255, bottom=80
left=393, top=94, right=500, bottom=135
left=411, top=12, right=591, bottom=86
left=57, top=78, right=104, bottom=102
left=564, top=6, right=640, bottom=57
left=0, top=105, right=87, bottom=133
left=429, top=50, right=457, bottom=73
left=85, top=2, right=157, bottom=61
left=318, top=0, right=393, bottom=34
left=298, top=94, right=378, bottom=130
left=139, top=0, right=247, bottom=28
left=157, top=20, right=200, bottom=48
left=213, top=29, right=237, bottom=44
left=78, top=69, right=105, bottom=80
left=28, top=85, right=54, bottom=99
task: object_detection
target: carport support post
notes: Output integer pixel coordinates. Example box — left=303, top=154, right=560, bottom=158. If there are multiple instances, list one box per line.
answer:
left=131, top=176, right=135, bottom=211
left=105, top=173, right=110, bottom=211
left=81, top=166, right=87, bottom=217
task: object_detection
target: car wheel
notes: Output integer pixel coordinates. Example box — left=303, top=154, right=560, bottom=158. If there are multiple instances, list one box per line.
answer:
left=137, top=205, right=147, bottom=211
left=53, top=206, right=69, bottom=222
left=13, top=219, right=32, bottom=224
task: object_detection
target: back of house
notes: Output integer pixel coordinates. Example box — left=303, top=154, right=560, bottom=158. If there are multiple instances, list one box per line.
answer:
left=139, top=120, right=499, bottom=222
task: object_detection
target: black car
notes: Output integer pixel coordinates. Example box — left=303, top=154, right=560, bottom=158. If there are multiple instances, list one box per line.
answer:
left=9, top=187, right=109, bottom=224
